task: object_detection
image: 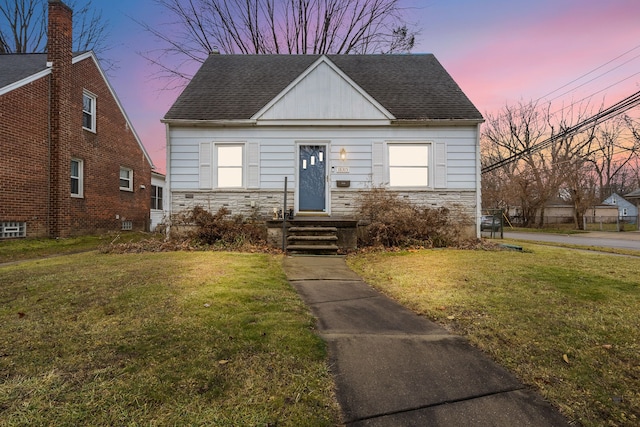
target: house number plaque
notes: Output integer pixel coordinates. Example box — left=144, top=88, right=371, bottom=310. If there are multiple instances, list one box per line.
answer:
left=336, top=166, right=349, bottom=173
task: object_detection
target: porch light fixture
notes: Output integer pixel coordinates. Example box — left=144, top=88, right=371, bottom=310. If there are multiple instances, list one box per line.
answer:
left=340, top=148, right=347, bottom=160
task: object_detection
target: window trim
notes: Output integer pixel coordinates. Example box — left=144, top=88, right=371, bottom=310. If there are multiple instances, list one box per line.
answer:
left=151, top=185, right=163, bottom=210
left=70, top=158, right=84, bottom=198
left=119, top=167, right=134, bottom=192
left=82, top=90, right=97, bottom=132
left=386, top=142, right=431, bottom=188
left=214, top=143, right=245, bottom=188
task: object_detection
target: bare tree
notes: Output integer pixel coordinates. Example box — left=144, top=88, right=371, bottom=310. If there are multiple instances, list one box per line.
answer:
left=139, top=0, right=418, bottom=86
left=482, top=101, right=562, bottom=227
left=0, top=0, right=110, bottom=56
left=550, top=103, right=600, bottom=229
left=482, top=99, right=640, bottom=229
left=586, top=115, right=640, bottom=199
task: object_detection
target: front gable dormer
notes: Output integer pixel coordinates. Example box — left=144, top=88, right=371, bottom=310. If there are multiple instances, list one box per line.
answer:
left=252, top=56, right=394, bottom=125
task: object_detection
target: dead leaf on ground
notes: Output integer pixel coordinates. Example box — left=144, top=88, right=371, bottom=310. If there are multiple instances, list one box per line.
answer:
left=562, top=354, right=570, bottom=364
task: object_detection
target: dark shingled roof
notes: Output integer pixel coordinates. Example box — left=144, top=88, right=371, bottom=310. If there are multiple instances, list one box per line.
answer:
left=164, top=54, right=483, bottom=122
left=625, top=189, right=640, bottom=199
left=0, top=52, right=88, bottom=89
left=0, top=53, right=49, bottom=89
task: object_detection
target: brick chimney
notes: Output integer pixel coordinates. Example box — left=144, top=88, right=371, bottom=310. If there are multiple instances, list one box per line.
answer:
left=47, top=0, right=73, bottom=238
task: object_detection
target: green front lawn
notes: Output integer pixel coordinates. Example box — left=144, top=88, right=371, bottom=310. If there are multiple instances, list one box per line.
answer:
left=0, top=251, right=340, bottom=426
left=348, top=246, right=640, bottom=427
left=0, top=232, right=158, bottom=264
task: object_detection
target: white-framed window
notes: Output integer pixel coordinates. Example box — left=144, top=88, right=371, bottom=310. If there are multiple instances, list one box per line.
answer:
left=216, top=144, right=244, bottom=188
left=70, top=158, right=84, bottom=197
left=388, top=143, right=429, bottom=187
left=151, top=185, right=163, bottom=210
left=119, top=167, right=133, bottom=191
left=82, top=91, right=96, bottom=132
left=121, top=220, right=133, bottom=230
left=622, top=208, right=628, bottom=216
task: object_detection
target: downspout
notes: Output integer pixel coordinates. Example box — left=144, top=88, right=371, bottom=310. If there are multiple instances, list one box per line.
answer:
left=475, top=122, right=482, bottom=238
left=47, top=68, right=52, bottom=237
left=164, top=122, right=171, bottom=241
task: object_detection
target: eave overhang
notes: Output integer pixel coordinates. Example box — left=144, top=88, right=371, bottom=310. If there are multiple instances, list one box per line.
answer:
left=162, top=118, right=485, bottom=127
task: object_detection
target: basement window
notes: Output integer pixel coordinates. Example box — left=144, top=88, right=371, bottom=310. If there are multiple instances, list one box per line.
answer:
left=121, top=220, right=133, bottom=231
left=1, top=222, right=26, bottom=238
left=82, top=91, right=96, bottom=132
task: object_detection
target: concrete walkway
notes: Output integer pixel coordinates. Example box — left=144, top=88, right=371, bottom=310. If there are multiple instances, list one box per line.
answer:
left=283, top=255, right=571, bottom=427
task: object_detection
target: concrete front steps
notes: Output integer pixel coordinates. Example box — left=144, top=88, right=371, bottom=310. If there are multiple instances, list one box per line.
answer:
left=287, top=226, right=339, bottom=255
left=266, top=218, right=358, bottom=254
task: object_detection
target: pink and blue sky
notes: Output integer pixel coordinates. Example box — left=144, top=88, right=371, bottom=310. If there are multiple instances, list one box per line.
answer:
left=99, top=0, right=640, bottom=173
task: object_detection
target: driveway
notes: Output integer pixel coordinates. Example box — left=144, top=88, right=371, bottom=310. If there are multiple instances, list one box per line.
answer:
left=502, top=231, right=640, bottom=251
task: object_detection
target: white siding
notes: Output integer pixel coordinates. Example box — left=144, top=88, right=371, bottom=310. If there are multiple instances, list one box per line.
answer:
left=169, top=126, right=478, bottom=189
left=168, top=125, right=479, bottom=217
left=257, top=61, right=389, bottom=121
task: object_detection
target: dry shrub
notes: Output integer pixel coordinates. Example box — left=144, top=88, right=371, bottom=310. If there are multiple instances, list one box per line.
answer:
left=357, top=188, right=464, bottom=248
left=188, top=206, right=267, bottom=248
left=102, top=207, right=274, bottom=254
left=100, top=238, right=199, bottom=254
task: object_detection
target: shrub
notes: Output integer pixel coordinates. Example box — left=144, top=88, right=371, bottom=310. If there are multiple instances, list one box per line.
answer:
left=187, top=206, right=267, bottom=248
left=357, top=188, right=465, bottom=248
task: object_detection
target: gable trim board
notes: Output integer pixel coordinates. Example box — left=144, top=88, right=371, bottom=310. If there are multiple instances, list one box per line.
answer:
left=0, top=68, right=52, bottom=96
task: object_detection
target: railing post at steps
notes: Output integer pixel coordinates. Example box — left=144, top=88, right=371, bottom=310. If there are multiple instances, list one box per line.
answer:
left=282, top=177, right=287, bottom=253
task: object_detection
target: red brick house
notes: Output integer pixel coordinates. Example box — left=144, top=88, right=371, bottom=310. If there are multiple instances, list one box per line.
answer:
left=0, top=0, right=154, bottom=238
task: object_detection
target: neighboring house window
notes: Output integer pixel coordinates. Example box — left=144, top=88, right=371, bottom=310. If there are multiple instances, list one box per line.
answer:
left=82, top=91, right=97, bottom=132
left=70, top=158, right=84, bottom=197
left=151, top=185, right=163, bottom=210
left=120, top=167, right=133, bottom=191
left=388, top=144, right=429, bottom=187
left=216, top=144, right=243, bottom=188
left=622, top=208, right=628, bottom=216
left=121, top=220, right=133, bottom=230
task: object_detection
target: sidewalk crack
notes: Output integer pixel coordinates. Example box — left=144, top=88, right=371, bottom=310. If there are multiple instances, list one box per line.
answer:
left=344, top=387, right=527, bottom=425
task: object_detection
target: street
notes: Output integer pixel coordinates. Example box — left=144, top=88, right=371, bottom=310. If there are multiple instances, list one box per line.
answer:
left=501, top=231, right=640, bottom=251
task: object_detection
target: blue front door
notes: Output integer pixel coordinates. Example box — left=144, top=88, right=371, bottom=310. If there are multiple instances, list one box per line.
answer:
left=299, top=145, right=326, bottom=212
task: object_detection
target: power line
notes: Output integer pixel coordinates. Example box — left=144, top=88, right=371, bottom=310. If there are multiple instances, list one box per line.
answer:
left=488, top=44, right=640, bottom=123
left=546, top=55, right=640, bottom=107
left=482, top=90, right=640, bottom=174
left=535, top=43, right=640, bottom=103
left=550, top=70, right=640, bottom=117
